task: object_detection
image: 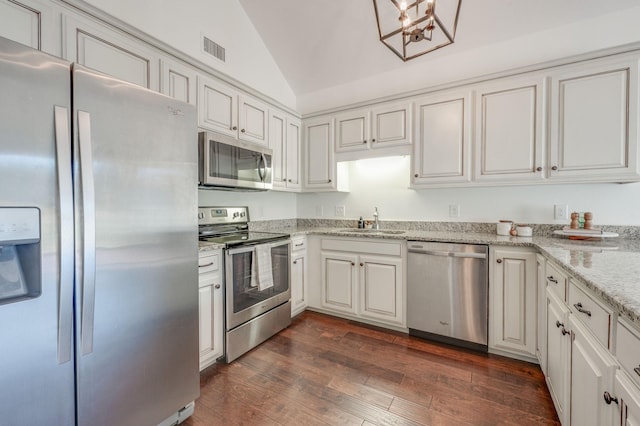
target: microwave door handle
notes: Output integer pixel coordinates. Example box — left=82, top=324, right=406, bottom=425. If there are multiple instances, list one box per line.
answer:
left=258, top=153, right=266, bottom=182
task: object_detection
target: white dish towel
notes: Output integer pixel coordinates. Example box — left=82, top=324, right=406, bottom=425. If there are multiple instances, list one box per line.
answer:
left=255, top=244, right=274, bottom=291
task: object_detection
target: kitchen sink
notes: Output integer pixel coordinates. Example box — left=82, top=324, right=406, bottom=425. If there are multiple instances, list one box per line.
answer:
left=338, top=229, right=406, bottom=235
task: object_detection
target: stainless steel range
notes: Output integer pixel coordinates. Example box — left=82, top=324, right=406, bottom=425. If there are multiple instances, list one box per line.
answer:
left=198, top=206, right=291, bottom=362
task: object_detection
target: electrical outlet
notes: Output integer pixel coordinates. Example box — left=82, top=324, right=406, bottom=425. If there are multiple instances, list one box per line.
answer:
left=335, top=205, right=346, bottom=217
left=554, top=204, right=568, bottom=220
left=315, top=205, right=323, bottom=217
left=449, top=204, right=460, bottom=218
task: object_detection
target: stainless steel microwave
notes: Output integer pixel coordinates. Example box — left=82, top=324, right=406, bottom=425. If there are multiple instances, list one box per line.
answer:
left=198, top=131, right=273, bottom=191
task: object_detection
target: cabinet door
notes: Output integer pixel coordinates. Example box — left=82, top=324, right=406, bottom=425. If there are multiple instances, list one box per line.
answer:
left=269, top=109, right=287, bottom=189
left=569, top=317, right=617, bottom=426
left=614, top=370, right=640, bottom=426
left=0, top=0, right=59, bottom=55
left=321, top=252, right=357, bottom=314
left=490, top=247, right=537, bottom=358
left=198, top=275, right=223, bottom=371
left=291, top=251, right=307, bottom=317
left=546, top=290, right=571, bottom=425
left=413, top=90, right=471, bottom=186
left=160, top=58, right=196, bottom=105
left=197, top=75, right=238, bottom=136
left=359, top=255, right=403, bottom=326
left=475, top=76, right=546, bottom=183
left=238, top=94, right=268, bottom=146
left=304, top=117, right=336, bottom=190
left=549, top=55, right=639, bottom=182
left=536, top=254, right=548, bottom=375
left=285, top=116, right=302, bottom=190
left=371, top=101, right=412, bottom=149
left=335, top=109, right=369, bottom=152
left=63, top=13, right=159, bottom=90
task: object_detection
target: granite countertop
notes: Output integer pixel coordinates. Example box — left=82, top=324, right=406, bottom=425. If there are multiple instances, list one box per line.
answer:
left=199, top=241, right=225, bottom=251
left=264, top=226, right=640, bottom=328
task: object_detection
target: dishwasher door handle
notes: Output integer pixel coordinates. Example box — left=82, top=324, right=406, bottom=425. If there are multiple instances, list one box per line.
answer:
left=408, top=249, right=487, bottom=259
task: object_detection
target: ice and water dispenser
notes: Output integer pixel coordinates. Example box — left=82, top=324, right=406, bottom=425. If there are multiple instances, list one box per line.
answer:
left=0, top=207, right=41, bottom=304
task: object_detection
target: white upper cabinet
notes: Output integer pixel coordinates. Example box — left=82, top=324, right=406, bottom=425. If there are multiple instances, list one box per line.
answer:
left=0, top=0, right=59, bottom=55
left=63, top=13, right=160, bottom=90
left=549, top=54, right=640, bottom=182
left=198, top=75, right=269, bottom=146
left=371, top=101, right=412, bottom=149
left=304, top=116, right=336, bottom=191
left=198, top=75, right=237, bottom=137
left=238, top=94, right=269, bottom=146
left=160, top=58, right=196, bottom=105
left=474, top=75, right=546, bottom=183
left=270, top=110, right=301, bottom=191
left=412, top=89, right=472, bottom=186
left=335, top=109, right=369, bottom=153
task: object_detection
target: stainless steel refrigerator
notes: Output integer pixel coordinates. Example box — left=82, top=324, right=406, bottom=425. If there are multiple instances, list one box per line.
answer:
left=0, top=36, right=200, bottom=425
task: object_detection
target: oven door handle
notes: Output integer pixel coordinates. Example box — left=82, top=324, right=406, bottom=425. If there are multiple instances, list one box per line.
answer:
left=257, top=154, right=266, bottom=182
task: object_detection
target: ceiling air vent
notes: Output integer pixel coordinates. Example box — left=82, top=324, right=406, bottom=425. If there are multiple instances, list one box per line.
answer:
left=202, top=36, right=225, bottom=62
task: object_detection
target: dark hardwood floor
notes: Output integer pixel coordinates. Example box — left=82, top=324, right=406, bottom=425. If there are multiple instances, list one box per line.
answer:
left=183, top=311, right=560, bottom=425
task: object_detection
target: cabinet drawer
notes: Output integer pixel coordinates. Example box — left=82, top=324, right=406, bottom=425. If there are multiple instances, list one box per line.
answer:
left=568, top=280, right=612, bottom=349
left=321, top=238, right=402, bottom=256
left=291, top=237, right=307, bottom=251
left=616, top=319, right=640, bottom=389
left=198, top=252, right=220, bottom=274
left=545, top=260, right=568, bottom=301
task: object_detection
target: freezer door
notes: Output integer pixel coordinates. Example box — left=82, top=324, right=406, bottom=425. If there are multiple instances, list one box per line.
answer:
left=0, top=37, right=75, bottom=424
left=72, top=64, right=199, bottom=426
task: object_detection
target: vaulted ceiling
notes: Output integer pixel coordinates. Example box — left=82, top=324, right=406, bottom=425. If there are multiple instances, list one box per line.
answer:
left=238, top=0, right=640, bottom=97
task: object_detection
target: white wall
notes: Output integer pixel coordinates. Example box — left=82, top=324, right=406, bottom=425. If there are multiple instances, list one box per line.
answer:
left=198, top=189, right=297, bottom=221
left=298, top=6, right=640, bottom=115
left=296, top=156, right=640, bottom=226
left=82, top=0, right=296, bottom=109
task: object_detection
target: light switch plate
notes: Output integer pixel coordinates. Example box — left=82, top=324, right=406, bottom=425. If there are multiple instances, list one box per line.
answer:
left=449, top=204, right=460, bottom=218
left=335, top=205, right=346, bottom=217
left=554, top=204, right=568, bottom=220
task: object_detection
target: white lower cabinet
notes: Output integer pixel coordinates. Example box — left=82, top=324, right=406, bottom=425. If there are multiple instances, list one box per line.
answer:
left=489, top=246, right=537, bottom=360
left=198, top=250, right=223, bottom=371
left=291, top=236, right=307, bottom=317
left=317, top=237, right=405, bottom=328
left=537, top=253, right=548, bottom=374
left=569, top=316, right=618, bottom=426
left=613, top=370, right=640, bottom=426
left=546, top=289, right=572, bottom=425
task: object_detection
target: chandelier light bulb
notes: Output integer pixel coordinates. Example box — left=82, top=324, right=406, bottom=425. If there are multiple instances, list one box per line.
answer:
left=400, top=0, right=407, bottom=11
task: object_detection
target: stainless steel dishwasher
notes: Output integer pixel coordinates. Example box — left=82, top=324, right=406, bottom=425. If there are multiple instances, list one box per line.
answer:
left=407, top=241, right=489, bottom=351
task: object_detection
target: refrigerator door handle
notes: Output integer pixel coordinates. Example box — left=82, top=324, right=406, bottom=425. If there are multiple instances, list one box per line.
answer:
left=78, top=110, right=97, bottom=356
left=54, top=105, right=74, bottom=364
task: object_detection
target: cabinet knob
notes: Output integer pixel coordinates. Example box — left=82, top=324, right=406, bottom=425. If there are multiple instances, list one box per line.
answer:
left=360, top=262, right=364, bottom=267
left=232, top=126, right=237, bottom=131
left=372, top=139, right=376, bottom=143
left=351, top=262, right=355, bottom=266
left=328, top=179, right=332, bottom=183
left=363, top=140, right=367, bottom=144
left=293, top=260, right=297, bottom=264
left=214, top=284, right=221, bottom=289
left=603, top=391, right=618, bottom=405
left=414, top=173, right=419, bottom=178
left=496, top=259, right=502, bottom=263
left=241, top=128, right=246, bottom=133
left=536, top=167, right=542, bottom=172
left=551, top=165, right=558, bottom=171
left=288, top=179, right=292, bottom=182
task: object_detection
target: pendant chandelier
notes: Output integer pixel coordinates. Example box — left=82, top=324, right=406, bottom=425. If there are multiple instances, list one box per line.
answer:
left=372, top=0, right=462, bottom=61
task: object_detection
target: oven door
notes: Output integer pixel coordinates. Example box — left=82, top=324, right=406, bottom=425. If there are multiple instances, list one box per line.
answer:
left=199, top=132, right=273, bottom=190
left=225, top=239, right=290, bottom=330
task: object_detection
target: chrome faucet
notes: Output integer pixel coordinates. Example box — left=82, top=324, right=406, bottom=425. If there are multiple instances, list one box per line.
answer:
left=373, top=207, right=380, bottom=230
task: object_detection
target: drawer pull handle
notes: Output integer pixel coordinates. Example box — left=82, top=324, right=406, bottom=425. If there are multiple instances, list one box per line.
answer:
left=496, top=259, right=502, bottom=264
left=634, top=366, right=640, bottom=377
left=556, top=320, right=569, bottom=336
left=603, top=391, right=618, bottom=405
left=199, top=262, right=215, bottom=268
left=547, top=276, right=558, bottom=284
left=295, top=243, right=304, bottom=247
left=573, top=302, right=592, bottom=317
left=214, top=284, right=221, bottom=289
